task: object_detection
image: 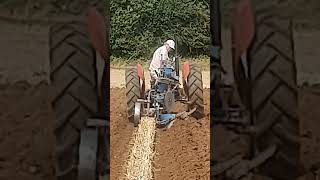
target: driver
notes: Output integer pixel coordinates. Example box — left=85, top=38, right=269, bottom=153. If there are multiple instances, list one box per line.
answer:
left=149, top=39, right=175, bottom=82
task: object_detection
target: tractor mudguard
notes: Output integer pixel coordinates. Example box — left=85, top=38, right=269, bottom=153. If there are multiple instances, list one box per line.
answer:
left=182, top=62, right=190, bottom=82
left=87, top=7, right=107, bottom=60
left=87, top=7, right=109, bottom=98
left=136, top=64, right=145, bottom=95
left=136, top=64, right=145, bottom=81
left=182, top=62, right=190, bottom=97
left=232, top=0, right=255, bottom=78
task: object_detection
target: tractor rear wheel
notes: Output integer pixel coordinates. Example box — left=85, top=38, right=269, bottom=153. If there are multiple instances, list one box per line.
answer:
left=235, top=2, right=304, bottom=179
left=125, top=67, right=143, bottom=124
left=186, top=64, right=205, bottom=119
left=50, top=23, right=99, bottom=180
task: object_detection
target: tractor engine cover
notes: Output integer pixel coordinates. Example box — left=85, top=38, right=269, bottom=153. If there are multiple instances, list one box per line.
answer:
left=164, top=90, right=175, bottom=113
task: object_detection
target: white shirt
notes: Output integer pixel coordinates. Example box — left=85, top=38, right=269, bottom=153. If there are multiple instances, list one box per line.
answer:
left=149, top=45, right=169, bottom=72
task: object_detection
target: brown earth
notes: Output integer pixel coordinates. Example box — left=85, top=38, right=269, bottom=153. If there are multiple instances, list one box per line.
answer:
left=110, top=88, right=135, bottom=180
left=153, top=89, right=210, bottom=180
left=110, top=88, right=210, bottom=180
left=0, top=82, right=55, bottom=180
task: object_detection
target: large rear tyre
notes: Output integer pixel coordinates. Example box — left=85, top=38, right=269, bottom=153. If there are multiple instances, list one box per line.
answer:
left=125, top=67, right=143, bottom=123
left=235, top=2, right=304, bottom=179
left=50, top=23, right=99, bottom=180
left=185, top=64, right=205, bottom=119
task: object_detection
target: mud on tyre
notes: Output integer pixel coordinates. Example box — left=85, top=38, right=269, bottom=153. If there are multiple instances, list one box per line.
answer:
left=50, top=23, right=99, bottom=180
left=235, top=1, right=304, bottom=179
left=185, top=64, right=205, bottom=119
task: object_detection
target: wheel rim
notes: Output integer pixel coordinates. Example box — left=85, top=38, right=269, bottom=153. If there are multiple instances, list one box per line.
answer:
left=134, top=102, right=142, bottom=126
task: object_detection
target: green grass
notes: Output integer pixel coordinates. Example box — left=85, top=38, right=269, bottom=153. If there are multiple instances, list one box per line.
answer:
left=110, top=55, right=210, bottom=71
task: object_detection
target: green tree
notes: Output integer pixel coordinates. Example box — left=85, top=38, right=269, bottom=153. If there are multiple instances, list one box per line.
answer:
left=110, top=0, right=209, bottom=59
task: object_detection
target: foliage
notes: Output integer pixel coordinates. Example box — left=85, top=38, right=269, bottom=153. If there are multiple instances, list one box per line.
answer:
left=110, top=0, right=209, bottom=59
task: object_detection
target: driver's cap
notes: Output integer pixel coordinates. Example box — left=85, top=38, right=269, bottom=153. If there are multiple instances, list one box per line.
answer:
left=166, top=39, right=175, bottom=50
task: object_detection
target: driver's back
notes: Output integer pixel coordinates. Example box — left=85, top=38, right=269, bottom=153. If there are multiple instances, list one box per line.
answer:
left=149, top=45, right=168, bottom=72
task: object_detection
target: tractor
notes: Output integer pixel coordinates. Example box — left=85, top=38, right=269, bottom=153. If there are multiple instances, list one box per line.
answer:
left=211, top=0, right=304, bottom=179
left=125, top=43, right=205, bottom=128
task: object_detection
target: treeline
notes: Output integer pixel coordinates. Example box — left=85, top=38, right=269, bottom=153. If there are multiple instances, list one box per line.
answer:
left=110, top=0, right=209, bottom=59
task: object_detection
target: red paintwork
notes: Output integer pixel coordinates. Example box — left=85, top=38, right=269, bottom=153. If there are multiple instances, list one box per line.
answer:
left=232, top=0, right=255, bottom=77
left=182, top=62, right=190, bottom=95
left=182, top=62, right=190, bottom=81
left=87, top=7, right=107, bottom=60
left=136, top=64, right=145, bottom=95
left=136, top=64, right=144, bottom=80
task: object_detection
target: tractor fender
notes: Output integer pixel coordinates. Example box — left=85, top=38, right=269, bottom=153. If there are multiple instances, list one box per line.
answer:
left=136, top=64, right=145, bottom=81
left=182, top=62, right=190, bottom=95
left=136, top=64, right=145, bottom=95
left=232, top=0, right=255, bottom=78
left=87, top=7, right=109, bottom=98
left=182, top=62, right=190, bottom=82
left=87, top=7, right=107, bottom=60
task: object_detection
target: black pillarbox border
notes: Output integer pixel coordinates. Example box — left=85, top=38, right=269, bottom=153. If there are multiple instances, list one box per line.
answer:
left=210, top=0, right=222, bottom=178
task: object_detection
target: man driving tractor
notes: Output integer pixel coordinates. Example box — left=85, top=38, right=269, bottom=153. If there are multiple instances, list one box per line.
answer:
left=149, top=39, right=175, bottom=83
